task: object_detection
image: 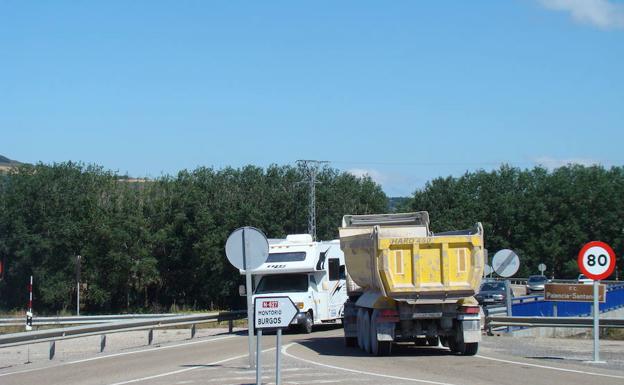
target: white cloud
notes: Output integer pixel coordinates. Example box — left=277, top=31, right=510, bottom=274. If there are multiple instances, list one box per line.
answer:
left=532, top=156, right=599, bottom=169
left=539, top=0, right=624, bottom=29
left=348, top=168, right=387, bottom=184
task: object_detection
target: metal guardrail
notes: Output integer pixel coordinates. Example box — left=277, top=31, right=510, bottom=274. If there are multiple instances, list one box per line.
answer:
left=0, top=311, right=246, bottom=359
left=485, top=315, right=624, bottom=334
left=0, top=313, right=179, bottom=327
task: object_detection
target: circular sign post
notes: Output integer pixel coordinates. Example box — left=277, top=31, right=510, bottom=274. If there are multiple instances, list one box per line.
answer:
left=225, top=227, right=269, bottom=272
left=492, top=249, right=520, bottom=278
left=538, top=263, right=546, bottom=275
left=492, top=249, right=520, bottom=320
left=225, top=227, right=269, bottom=370
left=577, top=241, right=616, bottom=281
left=578, top=241, right=616, bottom=363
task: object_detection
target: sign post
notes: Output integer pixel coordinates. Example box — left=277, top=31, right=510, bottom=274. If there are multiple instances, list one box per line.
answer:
left=254, top=296, right=298, bottom=385
left=492, top=249, right=520, bottom=322
left=26, top=275, right=33, bottom=331
left=538, top=263, right=546, bottom=275
left=577, top=241, right=616, bottom=363
left=225, top=227, right=269, bottom=369
left=76, top=255, right=81, bottom=316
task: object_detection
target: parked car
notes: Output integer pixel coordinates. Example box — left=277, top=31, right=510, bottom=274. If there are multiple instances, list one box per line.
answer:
left=526, top=275, right=548, bottom=294
left=475, top=281, right=509, bottom=305
left=577, top=274, right=593, bottom=285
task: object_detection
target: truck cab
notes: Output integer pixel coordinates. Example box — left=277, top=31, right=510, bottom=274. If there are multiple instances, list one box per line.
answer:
left=241, top=234, right=347, bottom=333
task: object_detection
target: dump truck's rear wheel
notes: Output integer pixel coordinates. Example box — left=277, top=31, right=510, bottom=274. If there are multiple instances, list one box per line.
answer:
left=462, top=342, right=478, bottom=356
left=356, top=308, right=365, bottom=350
left=361, top=310, right=371, bottom=353
left=369, top=310, right=393, bottom=356
left=448, top=338, right=478, bottom=356
left=369, top=313, right=379, bottom=355
left=378, top=341, right=392, bottom=355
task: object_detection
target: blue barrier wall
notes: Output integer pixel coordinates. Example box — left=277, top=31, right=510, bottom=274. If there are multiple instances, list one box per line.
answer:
left=511, top=283, right=624, bottom=317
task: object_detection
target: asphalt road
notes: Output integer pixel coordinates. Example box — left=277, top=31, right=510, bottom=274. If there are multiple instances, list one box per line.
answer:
left=1, top=327, right=623, bottom=385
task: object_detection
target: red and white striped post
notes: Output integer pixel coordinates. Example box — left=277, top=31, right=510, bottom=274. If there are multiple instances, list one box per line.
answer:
left=26, top=275, right=33, bottom=331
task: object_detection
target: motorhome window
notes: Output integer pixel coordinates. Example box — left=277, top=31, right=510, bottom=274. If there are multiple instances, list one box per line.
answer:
left=339, top=265, right=346, bottom=280
left=266, top=252, right=306, bottom=262
left=328, top=258, right=340, bottom=281
left=255, top=274, right=309, bottom=294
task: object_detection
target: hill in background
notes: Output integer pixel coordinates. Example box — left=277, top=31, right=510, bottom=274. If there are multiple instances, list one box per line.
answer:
left=0, top=154, right=22, bottom=171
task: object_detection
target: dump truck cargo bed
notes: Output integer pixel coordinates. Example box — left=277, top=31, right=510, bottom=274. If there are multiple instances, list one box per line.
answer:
left=339, top=212, right=484, bottom=304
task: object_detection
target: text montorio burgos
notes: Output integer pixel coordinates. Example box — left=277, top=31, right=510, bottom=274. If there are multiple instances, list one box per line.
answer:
left=257, top=309, right=283, bottom=325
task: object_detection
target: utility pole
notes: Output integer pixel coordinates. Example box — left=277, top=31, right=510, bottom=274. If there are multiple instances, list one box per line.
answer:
left=297, top=160, right=329, bottom=241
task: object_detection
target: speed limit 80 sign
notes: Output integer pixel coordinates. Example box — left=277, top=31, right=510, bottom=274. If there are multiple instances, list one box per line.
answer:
left=578, top=241, right=617, bottom=280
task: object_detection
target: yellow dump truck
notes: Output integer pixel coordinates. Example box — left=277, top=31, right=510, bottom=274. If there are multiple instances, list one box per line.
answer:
left=339, top=212, right=484, bottom=356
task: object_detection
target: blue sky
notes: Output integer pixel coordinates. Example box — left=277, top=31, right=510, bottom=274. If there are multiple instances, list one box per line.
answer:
left=1, top=1, right=623, bottom=196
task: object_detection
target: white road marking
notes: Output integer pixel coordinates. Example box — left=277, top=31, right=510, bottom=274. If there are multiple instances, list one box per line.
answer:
left=476, top=354, right=624, bottom=380
left=282, top=343, right=459, bottom=385
left=107, top=346, right=277, bottom=385
left=0, top=334, right=237, bottom=378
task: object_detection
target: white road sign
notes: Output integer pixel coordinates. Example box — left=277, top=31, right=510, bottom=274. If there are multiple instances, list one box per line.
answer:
left=538, top=263, right=546, bottom=273
left=492, top=249, right=520, bottom=278
left=254, top=296, right=299, bottom=329
left=225, top=227, right=269, bottom=271
left=578, top=241, right=616, bottom=281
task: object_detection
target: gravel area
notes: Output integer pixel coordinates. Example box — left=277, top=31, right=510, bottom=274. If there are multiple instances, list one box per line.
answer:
left=0, top=327, right=244, bottom=370
left=480, top=334, right=624, bottom=372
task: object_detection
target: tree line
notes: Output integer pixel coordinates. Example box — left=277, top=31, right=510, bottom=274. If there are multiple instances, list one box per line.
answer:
left=408, top=164, right=624, bottom=279
left=0, top=162, right=387, bottom=313
left=1, top=162, right=622, bottom=314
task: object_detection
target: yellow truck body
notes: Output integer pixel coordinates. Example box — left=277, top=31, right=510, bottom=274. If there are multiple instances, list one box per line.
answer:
left=340, top=213, right=484, bottom=304
left=339, top=212, right=485, bottom=356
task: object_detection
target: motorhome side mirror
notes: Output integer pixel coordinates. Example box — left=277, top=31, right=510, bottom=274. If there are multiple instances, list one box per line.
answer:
left=339, top=265, right=346, bottom=280
left=238, top=284, right=246, bottom=296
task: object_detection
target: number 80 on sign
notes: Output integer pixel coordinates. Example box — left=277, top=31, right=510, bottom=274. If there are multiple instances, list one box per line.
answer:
left=578, top=241, right=616, bottom=281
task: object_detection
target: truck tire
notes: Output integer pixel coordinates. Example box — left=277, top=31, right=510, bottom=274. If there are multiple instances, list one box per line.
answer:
left=362, top=310, right=371, bottom=353
left=301, top=312, right=313, bottom=334
left=448, top=338, right=478, bottom=356
left=370, top=309, right=393, bottom=356
left=369, top=309, right=380, bottom=356
left=356, top=308, right=365, bottom=350
left=462, top=342, right=479, bottom=356
left=378, top=341, right=392, bottom=356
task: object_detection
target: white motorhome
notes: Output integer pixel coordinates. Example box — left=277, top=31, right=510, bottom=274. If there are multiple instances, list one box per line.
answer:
left=240, top=234, right=348, bottom=333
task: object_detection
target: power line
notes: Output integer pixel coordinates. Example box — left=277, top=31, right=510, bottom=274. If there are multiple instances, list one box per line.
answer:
left=296, top=160, right=329, bottom=241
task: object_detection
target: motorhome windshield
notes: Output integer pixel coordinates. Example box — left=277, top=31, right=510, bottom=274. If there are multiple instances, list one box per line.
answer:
left=255, top=274, right=309, bottom=294
left=266, top=252, right=306, bottom=262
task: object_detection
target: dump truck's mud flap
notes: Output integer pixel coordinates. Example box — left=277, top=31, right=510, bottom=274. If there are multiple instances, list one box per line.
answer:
left=376, top=322, right=395, bottom=341
left=460, top=316, right=481, bottom=343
